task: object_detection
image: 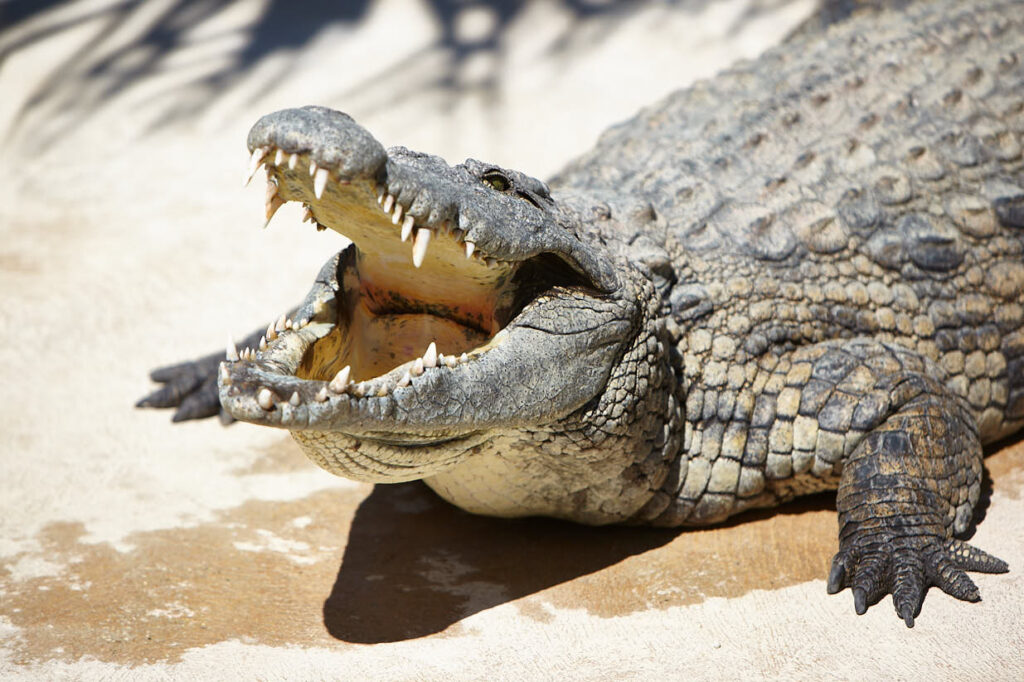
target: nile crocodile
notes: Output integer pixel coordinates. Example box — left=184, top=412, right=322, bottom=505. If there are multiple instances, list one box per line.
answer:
left=139, top=0, right=1024, bottom=626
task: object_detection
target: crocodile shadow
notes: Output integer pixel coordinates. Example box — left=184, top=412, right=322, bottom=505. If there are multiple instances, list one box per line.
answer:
left=323, top=481, right=843, bottom=644
left=322, top=481, right=680, bottom=643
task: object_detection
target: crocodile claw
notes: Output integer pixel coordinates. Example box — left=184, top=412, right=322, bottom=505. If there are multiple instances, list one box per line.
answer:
left=827, top=537, right=1008, bottom=627
left=137, top=352, right=230, bottom=423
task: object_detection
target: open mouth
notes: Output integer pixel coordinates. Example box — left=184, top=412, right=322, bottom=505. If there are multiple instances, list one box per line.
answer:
left=218, top=108, right=598, bottom=440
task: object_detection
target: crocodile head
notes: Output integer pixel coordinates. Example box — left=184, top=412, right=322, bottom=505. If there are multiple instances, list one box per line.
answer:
left=220, top=106, right=675, bottom=523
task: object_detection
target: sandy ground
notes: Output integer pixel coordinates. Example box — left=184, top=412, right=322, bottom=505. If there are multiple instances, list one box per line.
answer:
left=1, top=0, right=1022, bottom=679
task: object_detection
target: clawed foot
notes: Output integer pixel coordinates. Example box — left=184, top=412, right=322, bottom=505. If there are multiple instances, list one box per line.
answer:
left=136, top=352, right=233, bottom=423
left=827, top=536, right=1008, bottom=627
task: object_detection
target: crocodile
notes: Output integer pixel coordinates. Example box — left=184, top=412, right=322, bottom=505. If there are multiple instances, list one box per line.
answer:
left=139, top=0, right=1024, bottom=626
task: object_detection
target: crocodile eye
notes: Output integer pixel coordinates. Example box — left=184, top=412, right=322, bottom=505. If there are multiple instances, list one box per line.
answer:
left=482, top=171, right=511, bottom=192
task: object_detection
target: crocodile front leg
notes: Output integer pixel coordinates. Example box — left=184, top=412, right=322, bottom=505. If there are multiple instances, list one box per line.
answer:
left=649, top=338, right=1009, bottom=624
left=137, top=324, right=273, bottom=423
left=828, top=366, right=1009, bottom=626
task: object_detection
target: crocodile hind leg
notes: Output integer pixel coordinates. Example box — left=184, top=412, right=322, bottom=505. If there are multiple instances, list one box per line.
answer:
left=822, top=342, right=1008, bottom=627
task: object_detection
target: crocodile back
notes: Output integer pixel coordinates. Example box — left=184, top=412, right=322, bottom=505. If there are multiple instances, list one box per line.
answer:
left=557, top=0, right=1024, bottom=443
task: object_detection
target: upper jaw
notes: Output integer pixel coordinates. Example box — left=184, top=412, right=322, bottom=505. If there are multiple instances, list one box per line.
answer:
left=220, top=106, right=628, bottom=442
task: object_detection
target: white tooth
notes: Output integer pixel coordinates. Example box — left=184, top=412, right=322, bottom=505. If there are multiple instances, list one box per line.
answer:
left=401, top=214, right=415, bottom=241
left=412, top=358, right=425, bottom=376
left=445, top=355, right=457, bottom=368
left=288, top=153, right=299, bottom=170
left=313, top=299, right=325, bottom=315
left=309, top=160, right=318, bottom=177
left=329, top=366, right=351, bottom=393
left=275, top=314, right=287, bottom=332
left=465, top=241, right=476, bottom=258
left=244, top=148, right=267, bottom=186
left=274, top=149, right=285, bottom=166
left=377, top=189, right=386, bottom=204
left=314, top=168, right=329, bottom=199
left=285, top=318, right=293, bottom=330
left=289, top=391, right=301, bottom=406
left=391, top=203, right=403, bottom=224
left=266, top=323, right=277, bottom=341
left=412, top=228, right=432, bottom=268
left=423, top=342, right=437, bottom=368
left=459, top=352, right=469, bottom=363
left=302, top=205, right=314, bottom=223
left=219, top=364, right=231, bottom=384
left=257, top=388, right=275, bottom=410
left=315, top=386, right=329, bottom=402
left=226, top=337, right=239, bottom=362
left=383, top=194, right=395, bottom=213
left=259, top=336, right=268, bottom=351
left=397, top=372, right=411, bottom=388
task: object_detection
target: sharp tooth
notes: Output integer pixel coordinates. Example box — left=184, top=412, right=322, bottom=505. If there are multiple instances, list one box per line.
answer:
left=259, top=336, right=268, bottom=351
left=309, top=160, right=318, bottom=177
left=377, top=189, right=386, bottom=204
left=302, top=205, right=314, bottom=223
left=275, top=314, right=287, bottom=332
left=314, top=168, right=329, bottom=199
left=397, top=372, right=411, bottom=388
left=465, top=241, right=475, bottom=258
left=265, top=194, right=285, bottom=227
left=288, top=153, right=299, bottom=170
left=445, top=355, right=457, bottom=368
left=274, top=149, right=285, bottom=166
left=244, top=148, right=267, bottom=186
left=459, top=352, right=469, bottom=363
left=412, top=228, right=432, bottom=267
left=329, top=366, right=351, bottom=393
left=226, top=337, right=239, bottom=362
left=391, top=203, right=403, bottom=224
left=412, top=358, right=425, bottom=376
left=383, top=194, right=395, bottom=213
left=219, top=364, right=231, bottom=384
left=289, top=391, right=301, bottom=406
left=257, top=388, right=275, bottom=410
left=266, top=323, right=277, bottom=341
left=423, top=342, right=437, bottom=368
left=316, top=223, right=327, bottom=232
left=315, top=386, right=329, bottom=402
left=401, top=214, right=415, bottom=241
left=285, top=318, right=293, bottom=330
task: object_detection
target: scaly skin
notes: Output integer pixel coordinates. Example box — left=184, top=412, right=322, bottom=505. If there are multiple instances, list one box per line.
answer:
left=139, top=0, right=1023, bottom=625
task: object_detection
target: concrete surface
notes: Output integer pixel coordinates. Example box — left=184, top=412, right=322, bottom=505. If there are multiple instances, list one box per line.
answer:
left=1, top=0, right=1022, bottom=679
